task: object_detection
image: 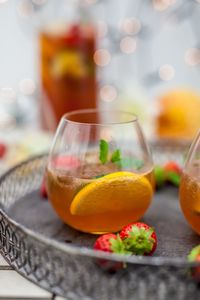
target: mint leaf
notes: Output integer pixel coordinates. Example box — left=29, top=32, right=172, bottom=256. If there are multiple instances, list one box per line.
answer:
left=117, top=157, right=144, bottom=170
left=99, top=139, right=109, bottom=164
left=94, top=174, right=105, bottom=179
left=111, top=149, right=121, bottom=163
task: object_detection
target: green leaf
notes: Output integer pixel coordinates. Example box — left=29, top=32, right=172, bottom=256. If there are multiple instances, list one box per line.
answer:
left=188, top=245, right=200, bottom=262
left=99, top=139, right=109, bottom=164
left=117, top=157, right=144, bottom=170
left=94, top=174, right=105, bottom=179
left=110, top=234, right=132, bottom=255
left=166, top=171, right=181, bottom=187
left=111, top=149, right=121, bottom=163
left=154, top=166, right=166, bottom=188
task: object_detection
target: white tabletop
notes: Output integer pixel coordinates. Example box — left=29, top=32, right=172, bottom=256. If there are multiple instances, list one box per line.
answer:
left=0, top=253, right=65, bottom=299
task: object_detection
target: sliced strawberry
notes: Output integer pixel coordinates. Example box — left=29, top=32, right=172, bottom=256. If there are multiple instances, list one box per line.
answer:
left=0, top=142, right=7, bottom=159
left=120, top=222, right=157, bottom=256
left=53, top=155, right=80, bottom=169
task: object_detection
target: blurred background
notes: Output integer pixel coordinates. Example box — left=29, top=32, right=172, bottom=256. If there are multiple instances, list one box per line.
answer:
left=1, top=0, right=200, bottom=168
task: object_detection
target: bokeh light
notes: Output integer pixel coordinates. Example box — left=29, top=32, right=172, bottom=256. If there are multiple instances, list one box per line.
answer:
left=19, top=78, right=36, bottom=95
left=100, top=85, right=117, bottom=102
left=93, top=49, right=111, bottom=66
left=185, top=48, right=200, bottom=66
left=0, top=0, right=8, bottom=4
left=152, top=0, right=176, bottom=11
left=158, top=64, right=175, bottom=81
left=120, top=37, right=137, bottom=54
left=17, top=0, right=34, bottom=18
left=0, top=87, right=16, bottom=102
left=120, top=18, right=141, bottom=35
left=97, top=21, right=108, bottom=38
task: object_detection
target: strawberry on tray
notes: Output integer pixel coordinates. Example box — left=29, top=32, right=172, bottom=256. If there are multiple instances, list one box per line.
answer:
left=154, top=160, right=182, bottom=189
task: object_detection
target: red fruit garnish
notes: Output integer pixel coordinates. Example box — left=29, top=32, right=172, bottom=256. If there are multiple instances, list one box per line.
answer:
left=164, top=161, right=182, bottom=175
left=94, top=234, right=126, bottom=254
left=53, top=155, right=80, bottom=169
left=40, top=178, right=48, bottom=199
left=188, top=245, right=200, bottom=282
left=120, top=222, right=157, bottom=256
left=0, top=142, right=7, bottom=159
left=94, top=233, right=129, bottom=272
left=64, top=24, right=83, bottom=47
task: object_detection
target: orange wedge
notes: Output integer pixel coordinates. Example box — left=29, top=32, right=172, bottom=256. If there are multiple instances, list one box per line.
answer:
left=70, top=171, right=153, bottom=216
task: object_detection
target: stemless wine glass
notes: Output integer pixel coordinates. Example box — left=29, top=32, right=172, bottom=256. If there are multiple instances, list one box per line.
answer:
left=180, top=130, right=200, bottom=235
left=46, top=109, right=154, bottom=234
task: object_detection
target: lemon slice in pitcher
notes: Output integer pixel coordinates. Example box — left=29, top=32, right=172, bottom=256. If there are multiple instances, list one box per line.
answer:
left=70, top=171, right=153, bottom=216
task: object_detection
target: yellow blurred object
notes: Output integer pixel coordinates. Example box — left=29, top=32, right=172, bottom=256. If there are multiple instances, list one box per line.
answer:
left=156, top=89, right=200, bottom=139
left=51, top=51, right=87, bottom=79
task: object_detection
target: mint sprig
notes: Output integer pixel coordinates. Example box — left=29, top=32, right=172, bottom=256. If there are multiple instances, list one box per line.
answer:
left=99, top=139, right=109, bottom=164
left=117, top=157, right=144, bottom=170
left=111, top=149, right=121, bottom=163
left=99, top=139, right=143, bottom=170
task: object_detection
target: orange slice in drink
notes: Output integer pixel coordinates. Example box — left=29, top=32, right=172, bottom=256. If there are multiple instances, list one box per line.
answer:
left=70, top=171, right=153, bottom=216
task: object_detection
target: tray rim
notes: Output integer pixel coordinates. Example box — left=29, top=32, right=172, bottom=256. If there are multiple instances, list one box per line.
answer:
left=0, top=154, right=198, bottom=268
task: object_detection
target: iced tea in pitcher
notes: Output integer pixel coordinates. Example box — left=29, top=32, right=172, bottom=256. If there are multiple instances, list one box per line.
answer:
left=39, top=23, right=97, bottom=130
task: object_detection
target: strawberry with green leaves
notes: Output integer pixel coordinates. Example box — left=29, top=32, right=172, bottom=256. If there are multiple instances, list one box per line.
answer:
left=163, top=161, right=182, bottom=187
left=154, top=165, right=166, bottom=188
left=94, top=233, right=130, bottom=254
left=188, top=245, right=200, bottom=281
left=119, top=222, right=157, bottom=256
left=94, top=233, right=130, bottom=272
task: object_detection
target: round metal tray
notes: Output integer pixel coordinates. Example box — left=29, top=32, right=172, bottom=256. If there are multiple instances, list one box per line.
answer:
left=0, top=151, right=200, bottom=299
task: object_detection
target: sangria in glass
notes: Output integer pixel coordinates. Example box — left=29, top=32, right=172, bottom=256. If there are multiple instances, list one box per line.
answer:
left=46, top=109, right=154, bottom=234
left=180, top=130, right=200, bottom=234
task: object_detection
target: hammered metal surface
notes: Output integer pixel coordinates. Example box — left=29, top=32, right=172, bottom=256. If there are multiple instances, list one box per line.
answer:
left=0, top=154, right=200, bottom=299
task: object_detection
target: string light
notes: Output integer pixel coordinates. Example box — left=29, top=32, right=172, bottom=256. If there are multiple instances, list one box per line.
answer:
left=93, top=49, right=111, bottom=66
left=17, top=0, right=34, bottom=18
left=120, top=18, right=141, bottom=35
left=152, top=0, right=176, bottom=11
left=19, top=79, right=36, bottom=95
left=120, top=37, right=137, bottom=54
left=100, top=85, right=117, bottom=102
left=158, top=64, right=175, bottom=81
left=97, top=21, right=108, bottom=38
left=185, top=48, right=200, bottom=66
left=0, top=87, right=16, bottom=102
